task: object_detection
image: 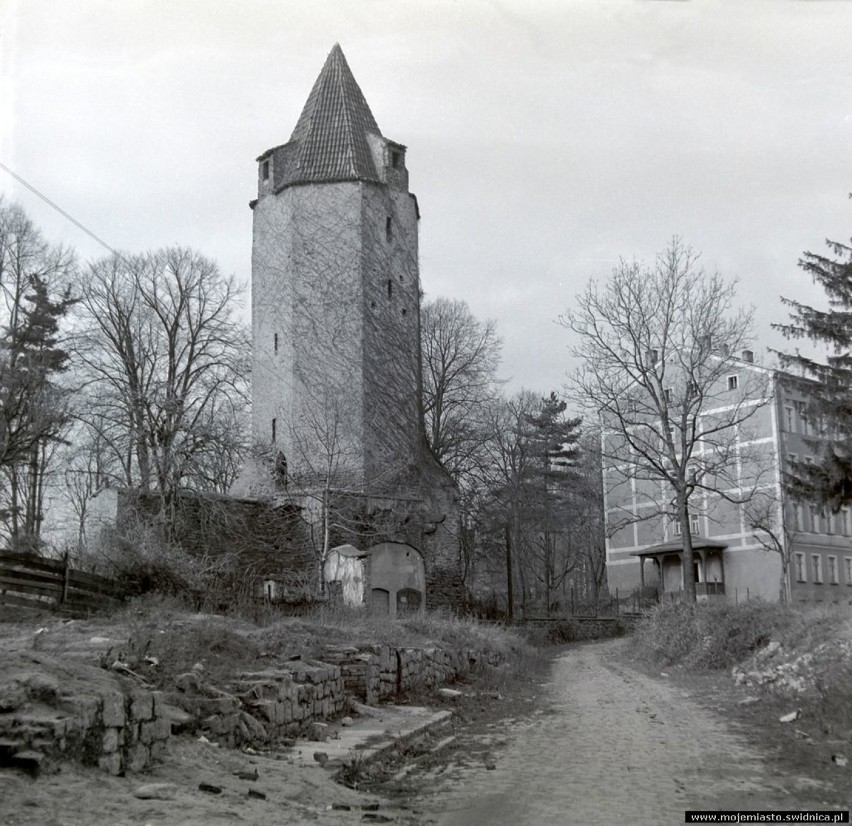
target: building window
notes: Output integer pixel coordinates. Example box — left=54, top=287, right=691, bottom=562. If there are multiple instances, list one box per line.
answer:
left=785, top=406, right=794, bottom=432
left=845, top=557, right=852, bottom=585
left=664, top=388, right=673, bottom=403
left=387, top=279, right=393, bottom=299
left=812, top=553, right=823, bottom=584
left=793, top=504, right=803, bottom=531
left=261, top=159, right=270, bottom=181
left=795, top=553, right=806, bottom=583
left=828, top=556, right=838, bottom=584
left=386, top=216, right=393, bottom=242
left=391, top=150, right=401, bottom=169
left=271, top=417, right=276, bottom=443
left=401, top=307, right=407, bottom=316
left=841, top=508, right=851, bottom=536
left=274, top=332, right=278, bottom=353
left=810, top=504, right=821, bottom=533
left=687, top=380, right=699, bottom=397
left=727, top=375, right=739, bottom=391
left=673, top=514, right=700, bottom=536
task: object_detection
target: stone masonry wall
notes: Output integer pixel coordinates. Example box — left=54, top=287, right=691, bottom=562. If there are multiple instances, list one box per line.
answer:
left=323, top=644, right=502, bottom=705
left=169, top=660, right=347, bottom=748
left=2, top=643, right=499, bottom=775
left=0, top=655, right=171, bottom=776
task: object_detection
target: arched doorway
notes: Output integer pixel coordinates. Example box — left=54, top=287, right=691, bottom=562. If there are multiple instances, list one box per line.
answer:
left=366, top=542, right=425, bottom=618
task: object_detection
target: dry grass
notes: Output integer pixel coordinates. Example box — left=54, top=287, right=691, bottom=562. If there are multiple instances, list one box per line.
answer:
left=35, top=594, right=542, bottom=694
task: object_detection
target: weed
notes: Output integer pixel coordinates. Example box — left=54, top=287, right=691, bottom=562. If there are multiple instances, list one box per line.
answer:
left=633, top=600, right=794, bottom=670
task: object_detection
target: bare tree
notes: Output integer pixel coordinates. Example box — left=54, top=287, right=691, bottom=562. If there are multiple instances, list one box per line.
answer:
left=74, top=247, right=250, bottom=527
left=421, top=297, right=502, bottom=481
left=0, top=200, right=77, bottom=550
left=744, top=491, right=797, bottom=604
left=562, top=238, right=771, bottom=602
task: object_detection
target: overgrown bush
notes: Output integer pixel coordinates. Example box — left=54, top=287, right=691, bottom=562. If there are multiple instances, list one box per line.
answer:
left=633, top=600, right=793, bottom=670
left=545, top=620, right=578, bottom=643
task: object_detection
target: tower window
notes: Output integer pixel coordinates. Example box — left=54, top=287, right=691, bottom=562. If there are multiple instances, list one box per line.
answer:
left=274, top=332, right=278, bottom=353
left=391, top=150, right=401, bottom=169
left=387, top=280, right=393, bottom=299
left=261, top=160, right=270, bottom=181
left=386, top=216, right=392, bottom=242
left=727, top=375, right=739, bottom=391
left=271, top=418, right=276, bottom=443
left=401, top=308, right=407, bottom=316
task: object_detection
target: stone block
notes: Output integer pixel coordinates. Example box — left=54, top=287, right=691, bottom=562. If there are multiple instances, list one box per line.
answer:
left=101, top=691, right=126, bottom=727
left=102, top=727, right=120, bottom=753
left=139, top=721, right=156, bottom=745
left=199, top=697, right=238, bottom=716
left=127, top=743, right=149, bottom=773
left=98, top=751, right=122, bottom=776
left=130, top=691, right=154, bottom=722
left=238, top=711, right=268, bottom=743
left=62, top=695, right=99, bottom=729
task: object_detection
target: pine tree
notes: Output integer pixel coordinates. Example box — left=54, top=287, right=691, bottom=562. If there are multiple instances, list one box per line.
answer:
left=775, top=231, right=852, bottom=509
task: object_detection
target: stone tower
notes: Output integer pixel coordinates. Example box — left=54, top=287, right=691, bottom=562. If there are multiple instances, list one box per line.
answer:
left=250, top=44, right=422, bottom=494
left=242, top=45, right=462, bottom=612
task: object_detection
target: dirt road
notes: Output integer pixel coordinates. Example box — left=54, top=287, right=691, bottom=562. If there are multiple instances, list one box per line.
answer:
left=418, top=640, right=834, bottom=826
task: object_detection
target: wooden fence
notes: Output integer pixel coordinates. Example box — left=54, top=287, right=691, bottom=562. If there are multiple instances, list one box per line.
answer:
left=0, top=550, right=125, bottom=616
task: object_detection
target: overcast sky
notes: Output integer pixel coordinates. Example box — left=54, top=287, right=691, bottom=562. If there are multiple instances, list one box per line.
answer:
left=2, top=0, right=851, bottom=397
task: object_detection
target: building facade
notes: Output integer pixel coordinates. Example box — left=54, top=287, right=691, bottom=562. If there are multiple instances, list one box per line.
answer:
left=604, top=352, right=852, bottom=606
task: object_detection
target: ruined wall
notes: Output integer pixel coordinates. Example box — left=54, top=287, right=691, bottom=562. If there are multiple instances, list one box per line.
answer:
left=0, top=655, right=171, bottom=776
left=169, top=661, right=347, bottom=748
left=322, top=644, right=502, bottom=705
left=109, top=489, right=314, bottom=582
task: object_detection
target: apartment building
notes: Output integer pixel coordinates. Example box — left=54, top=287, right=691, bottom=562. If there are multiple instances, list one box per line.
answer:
left=604, top=352, right=852, bottom=605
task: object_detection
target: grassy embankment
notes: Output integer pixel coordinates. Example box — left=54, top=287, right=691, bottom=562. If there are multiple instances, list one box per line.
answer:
left=631, top=601, right=852, bottom=738
left=22, top=594, right=543, bottom=698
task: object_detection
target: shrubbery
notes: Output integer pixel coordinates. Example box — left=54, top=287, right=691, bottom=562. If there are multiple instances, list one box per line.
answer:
left=633, top=600, right=794, bottom=670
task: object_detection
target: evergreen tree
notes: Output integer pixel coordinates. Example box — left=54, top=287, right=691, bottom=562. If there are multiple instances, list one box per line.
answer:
left=775, top=231, right=852, bottom=509
left=0, top=200, right=76, bottom=549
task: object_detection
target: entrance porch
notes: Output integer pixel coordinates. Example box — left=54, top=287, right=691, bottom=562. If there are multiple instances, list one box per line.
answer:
left=633, top=538, right=727, bottom=602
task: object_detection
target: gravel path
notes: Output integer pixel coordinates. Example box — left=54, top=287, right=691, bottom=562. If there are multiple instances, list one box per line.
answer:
left=430, top=640, right=829, bottom=826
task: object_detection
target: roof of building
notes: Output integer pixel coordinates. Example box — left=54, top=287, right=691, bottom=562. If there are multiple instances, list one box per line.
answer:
left=282, top=44, right=383, bottom=186
left=632, top=537, right=727, bottom=557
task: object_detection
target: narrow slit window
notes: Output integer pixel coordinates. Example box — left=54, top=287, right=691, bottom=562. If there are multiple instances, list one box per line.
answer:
left=391, top=150, right=401, bottom=169
left=271, top=418, right=276, bottom=443
left=274, top=333, right=278, bottom=353
left=261, top=160, right=270, bottom=181
left=386, top=216, right=393, bottom=242
left=387, top=280, right=393, bottom=299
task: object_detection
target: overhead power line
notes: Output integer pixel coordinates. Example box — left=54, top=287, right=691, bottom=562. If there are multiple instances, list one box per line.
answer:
left=0, top=161, right=122, bottom=258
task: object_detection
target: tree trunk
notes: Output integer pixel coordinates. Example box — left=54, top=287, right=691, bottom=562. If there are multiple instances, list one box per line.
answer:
left=680, top=495, right=697, bottom=603
left=504, top=522, right=514, bottom=622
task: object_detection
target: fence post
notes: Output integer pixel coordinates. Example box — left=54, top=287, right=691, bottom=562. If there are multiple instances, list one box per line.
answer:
left=60, top=551, right=71, bottom=608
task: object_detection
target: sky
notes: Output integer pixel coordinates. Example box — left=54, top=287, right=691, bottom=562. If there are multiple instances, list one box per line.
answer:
left=2, top=0, right=851, bottom=398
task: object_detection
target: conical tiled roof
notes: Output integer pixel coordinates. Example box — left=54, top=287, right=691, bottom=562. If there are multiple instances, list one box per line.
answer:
left=285, top=44, right=383, bottom=185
